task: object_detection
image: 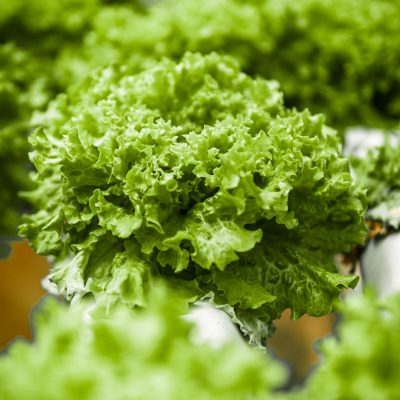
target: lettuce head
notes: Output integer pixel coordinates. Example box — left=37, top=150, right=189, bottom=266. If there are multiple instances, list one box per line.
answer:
left=21, top=52, right=366, bottom=343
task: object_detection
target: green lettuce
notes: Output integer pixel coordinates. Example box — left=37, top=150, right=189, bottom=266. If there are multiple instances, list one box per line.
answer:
left=256, top=0, right=400, bottom=129
left=292, top=291, right=400, bottom=400
left=0, top=0, right=144, bottom=47
left=351, top=134, right=400, bottom=229
left=0, top=286, right=285, bottom=399
left=21, top=53, right=366, bottom=341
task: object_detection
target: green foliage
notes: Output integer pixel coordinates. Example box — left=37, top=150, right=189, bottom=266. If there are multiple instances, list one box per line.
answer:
left=21, top=53, right=366, bottom=339
left=351, top=135, right=400, bottom=229
left=0, top=287, right=285, bottom=400
left=0, top=0, right=144, bottom=47
left=293, top=291, right=400, bottom=400
left=0, top=43, right=49, bottom=236
left=58, top=0, right=400, bottom=128
left=257, top=0, right=400, bottom=129
left=55, top=0, right=267, bottom=87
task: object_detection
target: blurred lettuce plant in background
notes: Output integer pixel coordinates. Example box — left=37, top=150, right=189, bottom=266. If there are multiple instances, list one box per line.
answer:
left=0, top=285, right=286, bottom=400
left=58, top=0, right=400, bottom=129
left=351, top=134, right=400, bottom=229
left=291, top=291, right=400, bottom=400
left=0, top=44, right=50, bottom=236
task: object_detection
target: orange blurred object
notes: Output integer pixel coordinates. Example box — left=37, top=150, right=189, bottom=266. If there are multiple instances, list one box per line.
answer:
left=268, top=309, right=336, bottom=384
left=0, top=240, right=49, bottom=349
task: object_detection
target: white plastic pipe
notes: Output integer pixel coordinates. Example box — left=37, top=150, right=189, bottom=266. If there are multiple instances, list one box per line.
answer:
left=185, top=302, right=243, bottom=348
left=361, top=232, right=400, bottom=298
